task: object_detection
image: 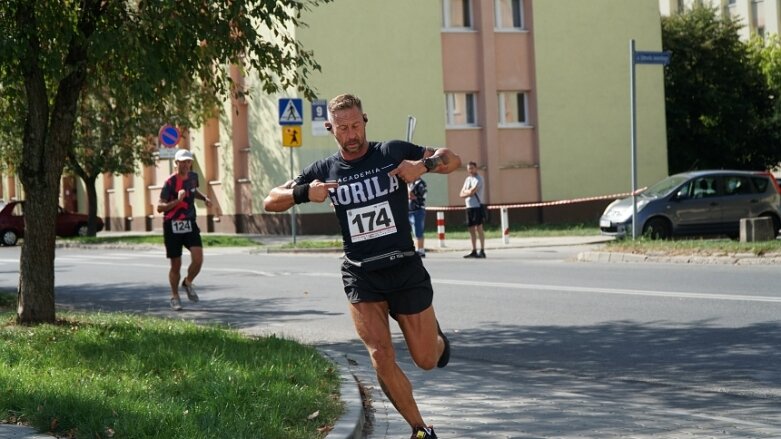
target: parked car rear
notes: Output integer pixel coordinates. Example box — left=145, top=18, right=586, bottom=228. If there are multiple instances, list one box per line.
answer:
left=599, top=170, right=781, bottom=239
left=0, top=200, right=104, bottom=246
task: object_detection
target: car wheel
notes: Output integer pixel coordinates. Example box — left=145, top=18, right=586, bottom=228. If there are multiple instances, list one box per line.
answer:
left=76, top=224, right=89, bottom=237
left=1, top=230, right=18, bottom=246
left=642, top=217, right=671, bottom=240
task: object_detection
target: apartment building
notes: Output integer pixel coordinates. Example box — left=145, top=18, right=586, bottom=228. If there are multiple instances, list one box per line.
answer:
left=660, top=0, right=781, bottom=38
left=0, top=0, right=669, bottom=234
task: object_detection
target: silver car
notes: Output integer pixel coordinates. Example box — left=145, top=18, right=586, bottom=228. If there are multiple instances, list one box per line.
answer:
left=599, top=170, right=781, bottom=239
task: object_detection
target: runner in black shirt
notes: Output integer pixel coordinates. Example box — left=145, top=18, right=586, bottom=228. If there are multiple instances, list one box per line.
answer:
left=264, top=94, right=461, bottom=439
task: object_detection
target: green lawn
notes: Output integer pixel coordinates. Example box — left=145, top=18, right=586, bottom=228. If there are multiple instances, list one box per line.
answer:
left=606, top=236, right=781, bottom=256
left=0, top=298, right=341, bottom=439
left=428, top=222, right=600, bottom=240
left=60, top=235, right=262, bottom=247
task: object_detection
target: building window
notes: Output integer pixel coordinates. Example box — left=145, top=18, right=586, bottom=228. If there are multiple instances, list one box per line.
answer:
left=495, top=0, right=524, bottom=29
left=751, top=0, right=765, bottom=34
left=442, top=0, right=472, bottom=29
left=498, top=91, right=528, bottom=125
left=446, top=92, right=478, bottom=127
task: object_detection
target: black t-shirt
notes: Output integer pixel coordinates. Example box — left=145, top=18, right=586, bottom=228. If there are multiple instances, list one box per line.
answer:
left=295, top=140, right=425, bottom=269
left=160, top=171, right=199, bottom=222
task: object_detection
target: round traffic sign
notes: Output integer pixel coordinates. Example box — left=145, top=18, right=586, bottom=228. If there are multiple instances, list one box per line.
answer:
left=158, top=124, right=181, bottom=147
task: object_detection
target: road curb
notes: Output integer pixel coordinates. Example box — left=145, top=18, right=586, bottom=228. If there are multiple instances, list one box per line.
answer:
left=320, top=349, right=365, bottom=439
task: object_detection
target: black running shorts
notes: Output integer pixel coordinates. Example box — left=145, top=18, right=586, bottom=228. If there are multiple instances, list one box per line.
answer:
left=163, top=220, right=203, bottom=258
left=466, top=206, right=484, bottom=227
left=341, top=254, right=433, bottom=315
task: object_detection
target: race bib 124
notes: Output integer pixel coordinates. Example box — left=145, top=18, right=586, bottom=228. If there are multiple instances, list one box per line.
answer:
left=171, top=220, right=193, bottom=234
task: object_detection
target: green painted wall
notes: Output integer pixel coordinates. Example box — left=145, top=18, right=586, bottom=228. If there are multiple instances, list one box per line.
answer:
left=533, top=0, right=669, bottom=200
left=249, top=0, right=448, bottom=215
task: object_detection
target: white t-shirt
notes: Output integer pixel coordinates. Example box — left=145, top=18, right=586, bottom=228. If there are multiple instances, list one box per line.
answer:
left=462, top=174, right=484, bottom=208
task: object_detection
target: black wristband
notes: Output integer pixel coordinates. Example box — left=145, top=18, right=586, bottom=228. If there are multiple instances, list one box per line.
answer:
left=292, top=183, right=311, bottom=204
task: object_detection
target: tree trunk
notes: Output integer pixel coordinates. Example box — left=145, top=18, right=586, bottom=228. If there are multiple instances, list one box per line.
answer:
left=16, top=185, right=60, bottom=324
left=14, top=1, right=96, bottom=324
left=86, top=175, right=99, bottom=236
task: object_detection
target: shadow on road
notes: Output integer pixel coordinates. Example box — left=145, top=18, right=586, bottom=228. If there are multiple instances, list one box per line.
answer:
left=325, top=321, right=781, bottom=438
left=55, top=281, right=341, bottom=330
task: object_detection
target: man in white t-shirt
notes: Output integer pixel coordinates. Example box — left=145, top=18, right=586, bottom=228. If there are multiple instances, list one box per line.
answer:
left=459, top=161, right=485, bottom=258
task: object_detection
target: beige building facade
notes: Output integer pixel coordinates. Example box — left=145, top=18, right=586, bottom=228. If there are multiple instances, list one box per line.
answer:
left=1, top=0, right=669, bottom=235
left=660, top=0, right=781, bottom=38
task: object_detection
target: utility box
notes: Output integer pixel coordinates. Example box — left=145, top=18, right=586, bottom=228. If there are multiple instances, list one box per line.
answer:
left=739, top=217, right=774, bottom=242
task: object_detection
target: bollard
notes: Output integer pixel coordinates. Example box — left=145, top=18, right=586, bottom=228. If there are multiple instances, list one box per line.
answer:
left=501, top=207, right=509, bottom=244
left=437, top=211, right=446, bottom=248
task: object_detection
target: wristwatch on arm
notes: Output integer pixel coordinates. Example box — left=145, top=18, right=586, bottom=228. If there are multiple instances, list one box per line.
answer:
left=422, top=156, right=438, bottom=173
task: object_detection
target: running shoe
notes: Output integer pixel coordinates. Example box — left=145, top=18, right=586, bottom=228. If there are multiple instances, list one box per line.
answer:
left=411, top=426, right=438, bottom=439
left=463, top=250, right=478, bottom=258
left=436, top=321, right=450, bottom=368
left=170, top=297, right=182, bottom=311
left=477, top=249, right=486, bottom=258
left=181, top=280, right=199, bottom=302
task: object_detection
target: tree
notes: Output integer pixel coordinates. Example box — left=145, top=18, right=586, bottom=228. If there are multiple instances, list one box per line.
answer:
left=0, top=0, right=328, bottom=324
left=662, top=5, right=781, bottom=173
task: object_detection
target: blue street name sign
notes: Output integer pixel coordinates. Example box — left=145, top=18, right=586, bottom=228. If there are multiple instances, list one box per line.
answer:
left=279, top=98, right=304, bottom=125
left=634, top=51, right=671, bottom=65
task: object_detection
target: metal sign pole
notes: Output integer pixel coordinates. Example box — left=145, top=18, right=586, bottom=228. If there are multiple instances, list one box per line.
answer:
left=290, top=147, right=296, bottom=245
left=630, top=39, right=638, bottom=240
left=406, top=115, right=417, bottom=142
left=628, top=43, right=670, bottom=240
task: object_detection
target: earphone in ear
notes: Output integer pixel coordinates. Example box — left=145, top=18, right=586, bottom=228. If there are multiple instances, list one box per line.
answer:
left=325, top=123, right=332, bottom=131
left=363, top=115, right=368, bottom=123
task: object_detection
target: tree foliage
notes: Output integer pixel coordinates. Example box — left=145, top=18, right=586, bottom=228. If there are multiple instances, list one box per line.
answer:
left=0, top=0, right=329, bottom=324
left=748, top=34, right=781, bottom=149
left=661, top=5, right=781, bottom=173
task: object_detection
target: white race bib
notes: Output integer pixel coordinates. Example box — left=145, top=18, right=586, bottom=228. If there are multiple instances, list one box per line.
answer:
left=347, top=201, right=397, bottom=243
left=171, top=220, right=193, bottom=234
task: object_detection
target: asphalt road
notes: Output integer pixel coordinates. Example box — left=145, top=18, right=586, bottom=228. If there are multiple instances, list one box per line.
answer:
left=2, top=243, right=780, bottom=438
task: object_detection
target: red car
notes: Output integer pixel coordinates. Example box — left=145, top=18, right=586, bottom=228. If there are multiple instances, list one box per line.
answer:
left=0, top=200, right=104, bottom=246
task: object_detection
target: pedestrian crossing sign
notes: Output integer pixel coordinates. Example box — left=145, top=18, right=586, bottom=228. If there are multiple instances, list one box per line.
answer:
left=279, top=98, right=304, bottom=125
left=282, top=126, right=302, bottom=147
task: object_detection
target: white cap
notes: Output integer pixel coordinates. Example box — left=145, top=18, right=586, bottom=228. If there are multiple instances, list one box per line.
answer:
left=174, top=149, right=194, bottom=161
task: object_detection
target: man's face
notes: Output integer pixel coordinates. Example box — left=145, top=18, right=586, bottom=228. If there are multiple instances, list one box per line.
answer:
left=467, top=164, right=477, bottom=176
left=328, top=106, right=367, bottom=156
left=175, top=159, right=192, bottom=174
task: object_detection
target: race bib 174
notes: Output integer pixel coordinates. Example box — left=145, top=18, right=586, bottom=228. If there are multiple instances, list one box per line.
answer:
left=347, top=201, right=397, bottom=243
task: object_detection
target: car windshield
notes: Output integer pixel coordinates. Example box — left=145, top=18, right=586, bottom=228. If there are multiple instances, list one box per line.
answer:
left=642, top=175, right=689, bottom=197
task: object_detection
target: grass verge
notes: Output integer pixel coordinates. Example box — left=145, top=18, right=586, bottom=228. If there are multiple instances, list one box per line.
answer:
left=425, top=222, right=600, bottom=240
left=278, top=240, right=343, bottom=249
left=60, top=235, right=262, bottom=247
left=0, top=302, right=341, bottom=439
left=605, top=236, right=781, bottom=256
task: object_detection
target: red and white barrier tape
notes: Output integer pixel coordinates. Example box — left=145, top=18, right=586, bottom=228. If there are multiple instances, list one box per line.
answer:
left=425, top=190, right=639, bottom=212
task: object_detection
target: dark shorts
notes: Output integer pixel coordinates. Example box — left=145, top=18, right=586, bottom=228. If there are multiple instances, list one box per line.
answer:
left=341, top=254, right=433, bottom=315
left=466, top=206, right=484, bottom=227
left=163, top=220, right=202, bottom=258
